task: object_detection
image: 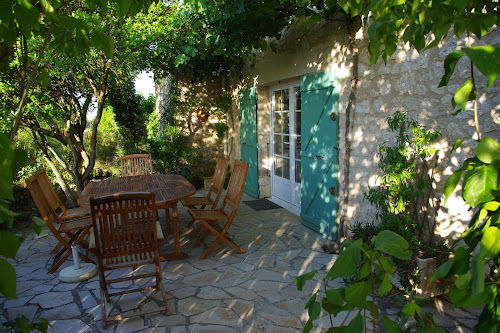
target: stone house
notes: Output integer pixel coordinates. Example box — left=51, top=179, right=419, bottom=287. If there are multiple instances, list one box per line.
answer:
left=157, top=19, right=499, bottom=242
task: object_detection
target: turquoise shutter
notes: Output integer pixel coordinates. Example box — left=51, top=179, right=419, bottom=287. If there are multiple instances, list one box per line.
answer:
left=300, top=71, right=339, bottom=239
left=239, top=88, right=260, bottom=198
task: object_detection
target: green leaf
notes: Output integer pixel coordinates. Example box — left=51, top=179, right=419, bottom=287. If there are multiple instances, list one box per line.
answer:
left=304, top=319, right=313, bottom=333
left=469, top=13, right=497, bottom=39
left=39, top=70, right=50, bottom=89
left=0, top=134, right=14, bottom=201
left=378, top=256, right=396, bottom=274
left=450, top=137, right=470, bottom=155
left=448, top=247, right=471, bottom=276
left=438, top=51, right=464, bottom=87
left=91, top=32, right=115, bottom=59
left=373, top=230, right=411, bottom=260
left=383, top=316, right=403, bottom=333
left=31, top=216, right=45, bottom=235
left=484, top=201, right=500, bottom=212
left=444, top=0, right=467, bottom=10
left=0, top=231, right=22, bottom=259
left=471, top=254, right=485, bottom=295
left=117, top=0, right=133, bottom=19
left=378, top=272, right=392, bottom=296
left=480, top=226, right=500, bottom=258
left=450, top=285, right=491, bottom=307
left=295, top=270, right=318, bottom=291
left=325, top=288, right=345, bottom=307
left=443, top=166, right=466, bottom=205
left=463, top=164, right=498, bottom=208
left=455, top=273, right=471, bottom=290
left=430, top=258, right=453, bottom=282
left=344, top=312, right=364, bottom=332
left=345, top=280, right=371, bottom=307
left=305, top=292, right=318, bottom=309
left=356, top=260, right=371, bottom=280
left=308, top=301, right=321, bottom=320
left=0, top=259, right=16, bottom=298
left=327, top=239, right=362, bottom=279
left=462, top=46, right=500, bottom=88
left=452, top=79, right=475, bottom=110
left=402, top=302, right=421, bottom=316
left=11, top=148, right=27, bottom=176
left=476, top=137, right=500, bottom=164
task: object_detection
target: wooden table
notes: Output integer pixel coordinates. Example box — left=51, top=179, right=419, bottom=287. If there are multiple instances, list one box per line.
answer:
left=78, top=174, right=196, bottom=261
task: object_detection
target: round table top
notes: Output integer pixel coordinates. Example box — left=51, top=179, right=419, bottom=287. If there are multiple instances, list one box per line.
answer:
left=78, top=174, right=196, bottom=208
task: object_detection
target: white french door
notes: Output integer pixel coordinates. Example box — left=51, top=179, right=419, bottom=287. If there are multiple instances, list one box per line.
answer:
left=270, top=83, right=301, bottom=214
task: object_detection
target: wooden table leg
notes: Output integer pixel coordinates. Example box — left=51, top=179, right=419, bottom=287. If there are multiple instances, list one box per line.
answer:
left=160, top=201, right=188, bottom=261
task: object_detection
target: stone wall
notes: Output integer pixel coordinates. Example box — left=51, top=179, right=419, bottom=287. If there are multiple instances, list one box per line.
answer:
left=227, top=19, right=500, bottom=241
left=155, top=75, right=226, bottom=169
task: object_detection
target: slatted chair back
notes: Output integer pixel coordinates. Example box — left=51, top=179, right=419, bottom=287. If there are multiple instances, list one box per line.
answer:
left=187, top=160, right=249, bottom=259
left=89, top=192, right=168, bottom=328
left=220, top=160, right=249, bottom=220
left=26, top=169, right=94, bottom=273
left=90, top=192, right=158, bottom=268
left=26, top=169, right=66, bottom=223
left=209, top=154, right=230, bottom=207
left=119, top=154, right=153, bottom=177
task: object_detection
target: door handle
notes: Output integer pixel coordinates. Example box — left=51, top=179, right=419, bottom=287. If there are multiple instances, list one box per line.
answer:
left=316, top=155, right=324, bottom=159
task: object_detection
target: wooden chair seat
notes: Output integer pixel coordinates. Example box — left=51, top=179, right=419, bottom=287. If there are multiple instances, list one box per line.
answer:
left=59, top=207, right=90, bottom=221
left=102, top=252, right=156, bottom=269
left=189, top=209, right=229, bottom=221
left=181, top=196, right=214, bottom=207
left=188, top=160, right=249, bottom=259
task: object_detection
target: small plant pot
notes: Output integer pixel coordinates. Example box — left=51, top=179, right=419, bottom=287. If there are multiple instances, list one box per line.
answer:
left=203, top=177, right=213, bottom=191
left=414, top=257, right=448, bottom=298
left=196, top=109, right=210, bottom=122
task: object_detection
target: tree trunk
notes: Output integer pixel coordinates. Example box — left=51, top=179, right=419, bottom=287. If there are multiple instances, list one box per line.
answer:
left=338, top=18, right=359, bottom=243
left=43, top=155, right=77, bottom=207
left=155, top=73, right=175, bottom=140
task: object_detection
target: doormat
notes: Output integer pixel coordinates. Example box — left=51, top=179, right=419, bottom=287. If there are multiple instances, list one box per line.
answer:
left=244, top=199, right=282, bottom=211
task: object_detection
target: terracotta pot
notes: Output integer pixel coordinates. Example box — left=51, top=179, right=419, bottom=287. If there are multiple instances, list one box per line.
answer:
left=196, top=109, right=210, bottom=122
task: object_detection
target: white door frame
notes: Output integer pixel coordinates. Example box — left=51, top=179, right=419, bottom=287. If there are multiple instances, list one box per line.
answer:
left=269, top=82, right=301, bottom=215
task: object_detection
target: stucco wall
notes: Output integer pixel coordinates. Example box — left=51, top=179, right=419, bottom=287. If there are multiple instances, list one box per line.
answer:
left=228, top=19, right=500, bottom=241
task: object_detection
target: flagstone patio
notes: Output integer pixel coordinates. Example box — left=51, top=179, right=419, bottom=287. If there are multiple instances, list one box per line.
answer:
left=0, top=191, right=480, bottom=332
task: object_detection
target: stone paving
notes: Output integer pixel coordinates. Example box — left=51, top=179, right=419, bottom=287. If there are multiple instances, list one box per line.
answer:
left=0, top=191, right=481, bottom=332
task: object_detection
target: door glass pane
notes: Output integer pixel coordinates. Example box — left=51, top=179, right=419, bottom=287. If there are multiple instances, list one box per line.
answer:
left=296, top=136, right=301, bottom=159
left=284, top=112, right=290, bottom=134
left=295, top=87, right=301, bottom=110
left=275, top=156, right=282, bottom=177
left=295, top=111, right=301, bottom=135
left=275, top=90, right=282, bottom=111
left=283, top=158, right=290, bottom=180
left=274, top=112, right=281, bottom=133
left=283, top=89, right=289, bottom=111
left=275, top=134, right=282, bottom=155
left=284, top=135, right=290, bottom=157
left=295, top=161, right=301, bottom=183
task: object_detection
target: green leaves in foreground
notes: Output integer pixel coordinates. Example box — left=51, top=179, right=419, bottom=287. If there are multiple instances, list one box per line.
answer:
left=373, top=230, right=411, bottom=260
left=295, top=228, right=428, bottom=332
left=444, top=137, right=500, bottom=207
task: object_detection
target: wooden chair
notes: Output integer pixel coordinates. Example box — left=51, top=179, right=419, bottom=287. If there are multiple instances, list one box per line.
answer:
left=26, top=169, right=93, bottom=273
left=119, top=153, right=153, bottom=177
left=89, top=192, right=168, bottom=329
left=188, top=160, right=249, bottom=259
left=181, top=154, right=229, bottom=230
